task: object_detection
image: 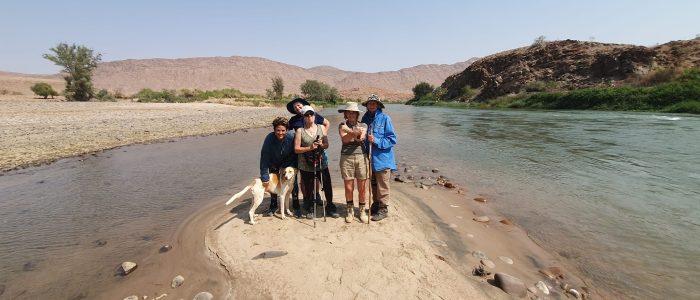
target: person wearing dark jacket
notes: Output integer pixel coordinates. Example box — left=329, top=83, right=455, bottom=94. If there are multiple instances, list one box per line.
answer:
left=361, top=94, right=397, bottom=221
left=260, top=117, right=299, bottom=216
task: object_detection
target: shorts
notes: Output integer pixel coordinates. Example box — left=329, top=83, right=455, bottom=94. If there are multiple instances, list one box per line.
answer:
left=339, top=153, right=368, bottom=180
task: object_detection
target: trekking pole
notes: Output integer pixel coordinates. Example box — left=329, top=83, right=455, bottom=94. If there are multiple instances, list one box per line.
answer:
left=313, top=149, right=317, bottom=228
left=367, top=124, right=373, bottom=225
left=320, top=150, right=326, bottom=222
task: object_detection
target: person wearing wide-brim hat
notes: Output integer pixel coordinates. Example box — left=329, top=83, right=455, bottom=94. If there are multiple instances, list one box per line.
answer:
left=337, top=102, right=369, bottom=223
left=360, top=94, right=397, bottom=221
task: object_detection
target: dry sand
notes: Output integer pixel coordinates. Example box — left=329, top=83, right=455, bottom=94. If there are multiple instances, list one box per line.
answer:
left=0, top=99, right=286, bottom=172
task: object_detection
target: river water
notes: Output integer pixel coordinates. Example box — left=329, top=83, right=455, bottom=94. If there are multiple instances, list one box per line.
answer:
left=1, top=105, right=698, bottom=299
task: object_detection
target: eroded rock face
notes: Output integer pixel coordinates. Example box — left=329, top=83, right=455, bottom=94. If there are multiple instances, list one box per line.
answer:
left=441, top=39, right=700, bottom=101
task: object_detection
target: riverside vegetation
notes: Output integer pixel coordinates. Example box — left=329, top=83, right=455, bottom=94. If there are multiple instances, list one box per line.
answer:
left=408, top=68, right=700, bottom=114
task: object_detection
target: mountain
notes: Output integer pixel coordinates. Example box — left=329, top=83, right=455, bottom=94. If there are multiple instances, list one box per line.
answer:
left=91, top=57, right=475, bottom=100
left=440, top=39, right=700, bottom=101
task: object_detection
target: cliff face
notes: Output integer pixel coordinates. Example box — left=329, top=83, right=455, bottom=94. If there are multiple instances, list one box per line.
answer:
left=441, top=39, right=700, bottom=101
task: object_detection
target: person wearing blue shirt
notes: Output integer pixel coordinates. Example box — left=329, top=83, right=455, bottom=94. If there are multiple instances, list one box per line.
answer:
left=361, top=94, right=397, bottom=221
left=260, top=117, right=299, bottom=217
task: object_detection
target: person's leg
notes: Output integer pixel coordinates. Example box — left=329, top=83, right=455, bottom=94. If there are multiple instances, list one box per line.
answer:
left=371, top=169, right=391, bottom=221
left=344, top=179, right=355, bottom=223
left=266, top=168, right=279, bottom=215
left=292, top=175, right=301, bottom=217
left=300, top=170, right=315, bottom=217
left=320, top=168, right=338, bottom=217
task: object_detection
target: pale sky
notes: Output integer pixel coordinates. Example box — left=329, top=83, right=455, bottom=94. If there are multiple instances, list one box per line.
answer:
left=1, top=0, right=698, bottom=74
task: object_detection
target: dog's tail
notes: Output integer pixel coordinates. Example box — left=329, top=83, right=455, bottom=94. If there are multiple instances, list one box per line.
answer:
left=225, top=182, right=254, bottom=206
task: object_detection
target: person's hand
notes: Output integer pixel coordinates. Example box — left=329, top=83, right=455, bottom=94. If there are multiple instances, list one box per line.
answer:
left=262, top=181, right=270, bottom=188
left=368, top=134, right=375, bottom=144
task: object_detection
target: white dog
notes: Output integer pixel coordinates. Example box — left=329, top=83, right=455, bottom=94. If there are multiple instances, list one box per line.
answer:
left=225, top=166, right=297, bottom=224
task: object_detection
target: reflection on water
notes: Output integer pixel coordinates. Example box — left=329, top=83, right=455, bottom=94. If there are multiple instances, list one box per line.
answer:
left=388, top=105, right=700, bottom=299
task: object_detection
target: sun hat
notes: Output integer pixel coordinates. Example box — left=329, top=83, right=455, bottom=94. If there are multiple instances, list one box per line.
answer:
left=337, top=102, right=364, bottom=113
left=286, top=97, right=311, bottom=114
left=300, top=105, right=315, bottom=116
left=361, top=94, right=385, bottom=109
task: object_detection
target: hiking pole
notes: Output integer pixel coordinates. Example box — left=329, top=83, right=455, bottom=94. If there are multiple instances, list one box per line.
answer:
left=319, top=150, right=326, bottom=222
left=367, top=124, right=373, bottom=225
left=313, top=148, right=317, bottom=229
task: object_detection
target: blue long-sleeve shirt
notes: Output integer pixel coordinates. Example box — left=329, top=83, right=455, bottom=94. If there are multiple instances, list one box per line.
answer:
left=361, top=109, right=397, bottom=172
left=259, top=131, right=297, bottom=182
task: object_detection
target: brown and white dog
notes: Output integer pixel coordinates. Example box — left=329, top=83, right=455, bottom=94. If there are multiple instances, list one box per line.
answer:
left=224, top=166, right=297, bottom=224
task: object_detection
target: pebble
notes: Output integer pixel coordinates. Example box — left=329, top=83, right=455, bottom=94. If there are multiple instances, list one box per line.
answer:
left=444, top=182, right=456, bottom=188
left=568, top=288, right=582, bottom=299
left=430, top=240, right=448, bottom=247
left=472, top=250, right=488, bottom=260
left=432, top=168, right=439, bottom=173
left=466, top=233, right=474, bottom=238
left=449, top=223, right=458, bottom=228
left=480, top=259, right=495, bottom=268
left=473, top=216, right=490, bottom=223
left=118, top=261, right=137, bottom=276
left=449, top=204, right=459, bottom=208
left=193, top=292, right=213, bottom=300
left=540, top=266, right=564, bottom=280
left=499, top=256, right=514, bottom=265
left=159, top=244, right=173, bottom=253
left=536, top=281, right=550, bottom=295
left=493, top=273, right=527, bottom=298
left=473, top=197, right=487, bottom=203
left=155, top=294, right=167, bottom=300
left=528, top=286, right=537, bottom=294
left=171, top=275, right=185, bottom=288
left=123, top=296, right=139, bottom=300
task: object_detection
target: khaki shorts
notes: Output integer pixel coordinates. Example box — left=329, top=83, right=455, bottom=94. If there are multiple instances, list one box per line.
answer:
left=339, top=153, right=368, bottom=180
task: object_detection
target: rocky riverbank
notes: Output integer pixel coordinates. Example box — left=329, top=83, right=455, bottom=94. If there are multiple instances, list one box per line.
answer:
left=0, top=100, right=287, bottom=173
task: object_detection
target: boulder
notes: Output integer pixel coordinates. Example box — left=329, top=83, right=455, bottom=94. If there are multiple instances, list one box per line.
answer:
left=493, top=273, right=527, bottom=298
left=118, top=261, right=137, bottom=276
left=171, top=275, right=185, bottom=288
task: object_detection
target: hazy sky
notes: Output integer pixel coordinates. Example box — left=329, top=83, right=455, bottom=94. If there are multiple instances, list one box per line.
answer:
left=2, top=0, right=699, bottom=74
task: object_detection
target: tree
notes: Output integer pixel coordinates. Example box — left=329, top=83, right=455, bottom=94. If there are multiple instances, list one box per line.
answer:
left=43, top=43, right=102, bottom=101
left=271, top=77, right=284, bottom=99
left=412, top=82, right=434, bottom=100
left=30, top=82, right=59, bottom=99
left=300, top=80, right=339, bottom=103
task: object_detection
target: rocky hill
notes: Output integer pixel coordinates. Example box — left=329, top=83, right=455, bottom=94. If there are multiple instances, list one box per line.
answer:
left=91, top=57, right=475, bottom=100
left=441, top=39, right=700, bottom=101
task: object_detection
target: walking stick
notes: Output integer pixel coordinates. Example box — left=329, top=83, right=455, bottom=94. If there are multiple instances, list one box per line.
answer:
left=313, top=139, right=318, bottom=228
left=366, top=125, right=373, bottom=225
left=319, top=149, right=326, bottom=222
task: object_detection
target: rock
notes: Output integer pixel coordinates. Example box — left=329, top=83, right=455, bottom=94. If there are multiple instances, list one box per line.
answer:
left=193, top=292, right=213, bottom=300
left=123, top=296, right=139, bottom=300
left=118, top=261, right=137, bottom=276
left=171, top=275, right=185, bottom=288
left=444, top=182, right=456, bottom=188
left=394, top=175, right=405, bottom=182
left=480, top=259, right=495, bottom=268
left=471, top=250, right=488, bottom=260
left=560, top=282, right=569, bottom=290
left=493, top=273, right=527, bottom=298
left=466, top=233, right=474, bottom=238
left=539, top=266, right=564, bottom=280
left=499, top=256, right=514, bottom=265
left=528, top=286, right=537, bottom=294
left=155, top=294, right=168, bottom=300
left=473, top=197, right=487, bottom=203
left=568, top=288, right=582, bottom=299
left=536, top=281, right=550, bottom=295
left=159, top=244, right=173, bottom=253
left=432, top=168, right=439, bottom=173
left=499, top=219, right=513, bottom=225
left=473, top=216, right=490, bottom=223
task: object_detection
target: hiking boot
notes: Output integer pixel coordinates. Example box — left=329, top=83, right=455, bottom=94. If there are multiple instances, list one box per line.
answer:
left=327, top=206, right=340, bottom=218
left=315, top=193, right=323, bottom=206
left=294, top=208, right=302, bottom=219
left=265, top=207, right=276, bottom=217
left=345, top=204, right=353, bottom=223
left=371, top=207, right=388, bottom=222
left=359, top=204, right=369, bottom=223
left=370, top=202, right=380, bottom=214
left=306, top=211, right=315, bottom=219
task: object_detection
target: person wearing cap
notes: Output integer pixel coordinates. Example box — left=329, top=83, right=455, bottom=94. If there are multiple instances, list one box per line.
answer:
left=337, top=102, right=369, bottom=223
left=361, top=94, right=397, bottom=221
left=293, top=105, right=340, bottom=219
left=259, top=117, right=298, bottom=216
left=286, top=97, right=331, bottom=211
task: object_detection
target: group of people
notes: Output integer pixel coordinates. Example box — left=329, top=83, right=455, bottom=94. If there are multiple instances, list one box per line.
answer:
left=258, top=95, right=397, bottom=223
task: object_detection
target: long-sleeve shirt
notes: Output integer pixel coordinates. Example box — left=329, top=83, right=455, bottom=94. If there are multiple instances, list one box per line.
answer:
left=259, top=131, right=297, bottom=182
left=361, top=109, right=397, bottom=172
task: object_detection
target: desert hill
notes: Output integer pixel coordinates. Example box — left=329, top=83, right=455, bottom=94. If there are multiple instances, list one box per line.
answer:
left=91, top=57, right=475, bottom=100
left=441, top=39, right=700, bottom=101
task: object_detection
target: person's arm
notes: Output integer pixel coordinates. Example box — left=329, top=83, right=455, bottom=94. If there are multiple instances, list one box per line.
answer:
left=320, top=125, right=329, bottom=149
left=259, top=135, right=272, bottom=182
left=294, top=128, right=318, bottom=154
left=373, top=115, right=397, bottom=150
left=339, top=122, right=355, bottom=144
left=322, top=118, right=330, bottom=136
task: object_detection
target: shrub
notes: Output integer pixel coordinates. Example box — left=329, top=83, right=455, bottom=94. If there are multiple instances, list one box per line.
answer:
left=412, top=82, right=434, bottom=100
left=30, top=82, right=59, bottom=99
left=300, top=80, right=339, bottom=103
left=95, top=89, right=115, bottom=101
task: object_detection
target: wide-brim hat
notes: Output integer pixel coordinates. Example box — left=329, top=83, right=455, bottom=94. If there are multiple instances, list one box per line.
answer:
left=361, top=94, right=385, bottom=109
left=338, top=101, right=364, bottom=113
left=286, top=97, right=310, bottom=114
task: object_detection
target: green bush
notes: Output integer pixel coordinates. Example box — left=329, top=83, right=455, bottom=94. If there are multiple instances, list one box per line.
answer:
left=30, top=82, right=59, bottom=99
left=412, top=82, right=434, bottom=101
left=300, top=80, right=339, bottom=103
left=95, top=89, right=115, bottom=101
